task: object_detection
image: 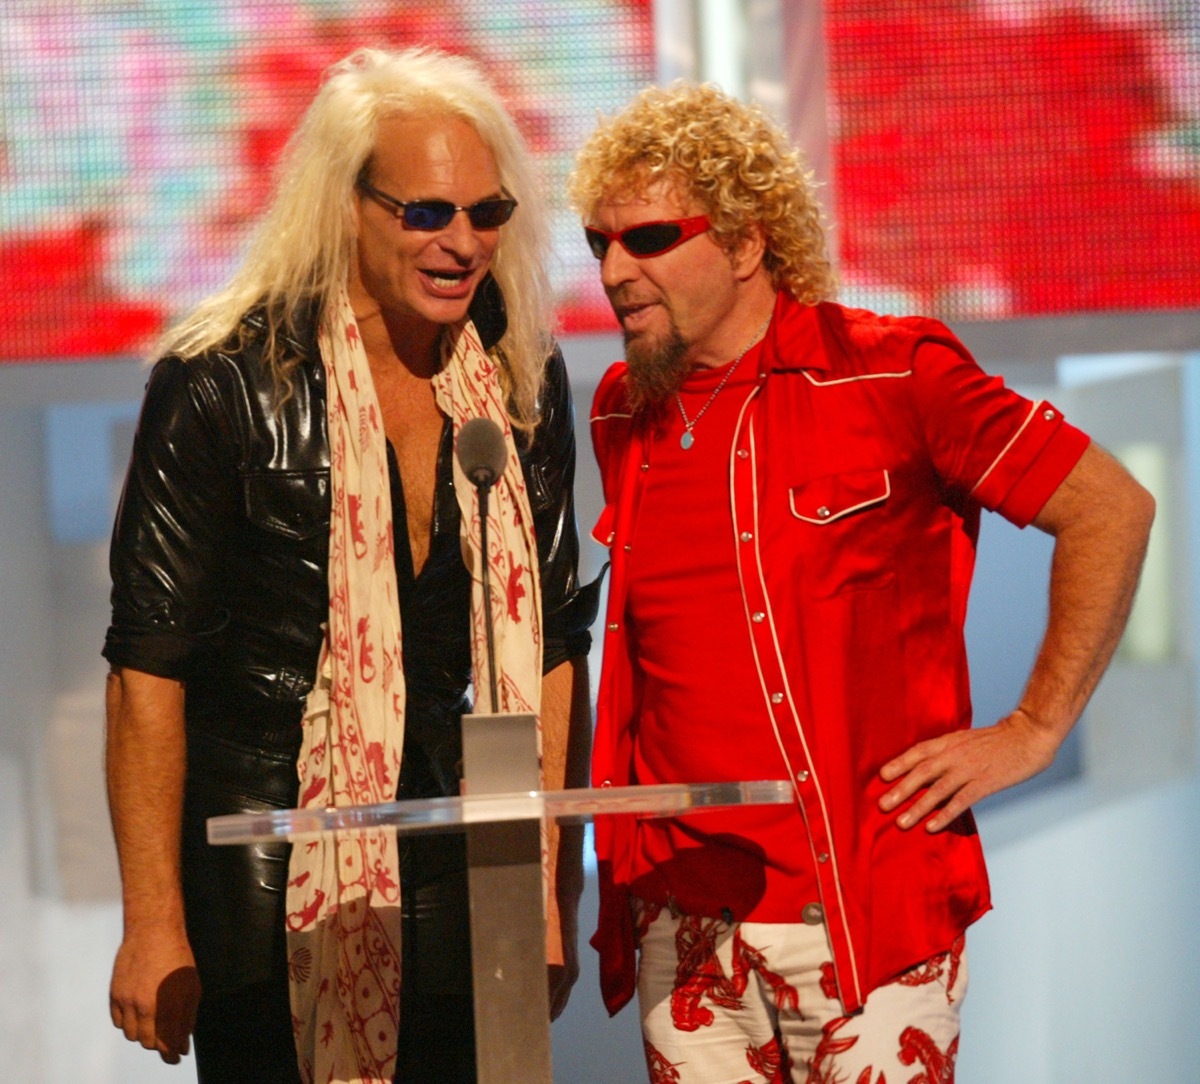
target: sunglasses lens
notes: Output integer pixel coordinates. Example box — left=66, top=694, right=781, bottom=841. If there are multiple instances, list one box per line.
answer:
left=584, top=228, right=610, bottom=260
left=623, top=223, right=684, bottom=256
left=468, top=199, right=517, bottom=229
left=402, top=202, right=456, bottom=230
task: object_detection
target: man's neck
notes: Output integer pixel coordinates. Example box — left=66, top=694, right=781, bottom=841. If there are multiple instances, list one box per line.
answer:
left=353, top=305, right=443, bottom=380
left=687, top=280, right=777, bottom=371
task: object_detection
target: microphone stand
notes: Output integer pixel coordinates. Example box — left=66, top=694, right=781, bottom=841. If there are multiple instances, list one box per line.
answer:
left=474, top=479, right=501, bottom=713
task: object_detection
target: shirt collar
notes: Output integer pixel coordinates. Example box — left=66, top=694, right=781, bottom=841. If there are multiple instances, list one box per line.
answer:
left=761, top=290, right=830, bottom=376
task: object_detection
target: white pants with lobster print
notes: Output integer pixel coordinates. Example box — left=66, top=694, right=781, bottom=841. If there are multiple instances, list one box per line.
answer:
left=634, top=899, right=967, bottom=1084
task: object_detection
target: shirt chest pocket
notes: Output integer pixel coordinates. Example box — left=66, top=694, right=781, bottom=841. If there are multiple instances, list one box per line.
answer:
left=243, top=469, right=331, bottom=542
left=788, top=469, right=893, bottom=597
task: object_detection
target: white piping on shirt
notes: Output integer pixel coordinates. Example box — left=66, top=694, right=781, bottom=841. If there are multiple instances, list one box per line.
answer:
left=789, top=471, right=891, bottom=524
left=969, top=400, right=1041, bottom=498
left=802, top=368, right=912, bottom=386
left=728, top=394, right=865, bottom=1009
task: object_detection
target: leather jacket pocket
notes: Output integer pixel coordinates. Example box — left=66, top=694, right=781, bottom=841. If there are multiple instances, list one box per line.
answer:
left=788, top=469, right=893, bottom=597
left=243, top=469, right=330, bottom=541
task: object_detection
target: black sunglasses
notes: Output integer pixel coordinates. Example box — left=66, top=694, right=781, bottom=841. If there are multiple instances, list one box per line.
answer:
left=359, top=178, right=518, bottom=230
left=584, top=214, right=712, bottom=259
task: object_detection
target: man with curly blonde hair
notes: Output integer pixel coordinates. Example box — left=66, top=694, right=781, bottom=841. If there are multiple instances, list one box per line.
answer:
left=572, top=82, right=1152, bottom=1082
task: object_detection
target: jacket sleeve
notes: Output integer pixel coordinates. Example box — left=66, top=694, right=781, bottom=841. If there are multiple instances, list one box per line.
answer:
left=103, top=354, right=242, bottom=679
left=522, top=346, right=601, bottom=673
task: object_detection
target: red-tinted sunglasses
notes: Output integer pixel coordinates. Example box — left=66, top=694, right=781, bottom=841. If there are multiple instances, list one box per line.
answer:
left=584, top=214, right=712, bottom=259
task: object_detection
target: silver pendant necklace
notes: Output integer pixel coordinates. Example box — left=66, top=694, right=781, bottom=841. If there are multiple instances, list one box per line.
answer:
left=674, top=314, right=771, bottom=450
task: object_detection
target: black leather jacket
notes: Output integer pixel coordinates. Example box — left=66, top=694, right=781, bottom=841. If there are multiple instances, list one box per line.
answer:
left=104, top=285, right=596, bottom=991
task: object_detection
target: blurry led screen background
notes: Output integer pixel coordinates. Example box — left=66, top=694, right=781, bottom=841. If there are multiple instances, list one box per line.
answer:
left=4, top=2, right=1198, bottom=365
left=0, top=0, right=652, bottom=363
left=825, top=0, right=1200, bottom=321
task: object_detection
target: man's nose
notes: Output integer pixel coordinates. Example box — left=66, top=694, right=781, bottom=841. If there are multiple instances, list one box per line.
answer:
left=437, top=210, right=485, bottom=257
left=599, top=241, right=640, bottom=289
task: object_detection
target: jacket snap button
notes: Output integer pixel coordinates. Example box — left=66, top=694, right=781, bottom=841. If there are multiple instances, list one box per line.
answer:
left=817, top=506, right=831, bottom=519
left=801, top=902, right=824, bottom=925
left=770, top=692, right=783, bottom=704
left=752, top=612, right=765, bottom=623
left=740, top=531, right=753, bottom=542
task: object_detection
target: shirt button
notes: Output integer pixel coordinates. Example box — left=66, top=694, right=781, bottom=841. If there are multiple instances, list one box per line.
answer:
left=817, top=852, right=829, bottom=863
left=1043, top=408, right=1055, bottom=421
left=752, top=612, right=765, bottom=623
left=770, top=692, right=783, bottom=704
left=801, top=902, right=824, bottom=925
left=740, top=531, right=753, bottom=542
left=737, top=449, right=749, bottom=459
left=817, top=506, right=831, bottom=519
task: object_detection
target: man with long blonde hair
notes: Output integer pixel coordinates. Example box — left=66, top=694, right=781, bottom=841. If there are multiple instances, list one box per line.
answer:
left=573, top=82, right=1152, bottom=1081
left=105, top=46, right=595, bottom=1082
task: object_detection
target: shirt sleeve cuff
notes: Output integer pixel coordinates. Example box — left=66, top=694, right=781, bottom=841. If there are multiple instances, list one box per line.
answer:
left=991, top=419, right=1091, bottom=527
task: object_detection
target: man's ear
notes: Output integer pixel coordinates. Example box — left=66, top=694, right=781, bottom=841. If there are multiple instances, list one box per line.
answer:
left=730, top=224, right=767, bottom=282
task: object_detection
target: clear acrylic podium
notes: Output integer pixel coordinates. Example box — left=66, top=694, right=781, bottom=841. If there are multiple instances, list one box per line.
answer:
left=208, top=713, right=792, bottom=1082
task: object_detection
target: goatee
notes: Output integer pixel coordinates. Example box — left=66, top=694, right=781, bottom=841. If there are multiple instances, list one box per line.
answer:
left=624, top=324, right=690, bottom=413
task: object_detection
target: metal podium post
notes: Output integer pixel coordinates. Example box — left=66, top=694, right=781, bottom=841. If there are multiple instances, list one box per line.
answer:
left=461, top=711, right=551, bottom=1083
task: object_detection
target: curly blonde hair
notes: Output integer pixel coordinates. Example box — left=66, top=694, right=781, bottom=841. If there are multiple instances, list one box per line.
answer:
left=158, top=46, right=553, bottom=429
left=569, top=82, right=834, bottom=304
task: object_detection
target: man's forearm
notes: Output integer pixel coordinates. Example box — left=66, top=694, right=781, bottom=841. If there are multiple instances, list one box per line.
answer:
left=1020, top=442, right=1156, bottom=741
left=105, top=668, right=189, bottom=931
left=540, top=656, right=592, bottom=977
left=106, top=667, right=200, bottom=1061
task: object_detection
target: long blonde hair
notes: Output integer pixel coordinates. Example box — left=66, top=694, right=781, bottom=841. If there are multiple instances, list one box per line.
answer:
left=569, top=81, right=835, bottom=305
left=159, top=46, right=554, bottom=428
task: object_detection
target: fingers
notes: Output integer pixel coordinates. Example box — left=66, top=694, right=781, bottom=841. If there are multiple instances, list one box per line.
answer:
left=878, top=736, right=977, bottom=833
left=897, top=775, right=975, bottom=833
left=547, top=964, right=568, bottom=1020
left=110, top=959, right=200, bottom=1063
left=547, top=959, right=580, bottom=1021
left=155, top=966, right=201, bottom=1062
left=110, top=986, right=162, bottom=1054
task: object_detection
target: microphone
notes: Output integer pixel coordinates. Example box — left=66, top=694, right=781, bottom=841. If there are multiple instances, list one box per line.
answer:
left=455, top=418, right=508, bottom=711
left=456, top=417, right=508, bottom=489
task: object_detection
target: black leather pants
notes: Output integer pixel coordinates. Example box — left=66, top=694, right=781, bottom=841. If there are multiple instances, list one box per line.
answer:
left=193, top=834, right=476, bottom=1083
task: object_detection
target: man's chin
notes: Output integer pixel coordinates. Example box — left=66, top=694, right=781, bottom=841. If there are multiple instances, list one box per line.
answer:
left=624, top=333, right=690, bottom=412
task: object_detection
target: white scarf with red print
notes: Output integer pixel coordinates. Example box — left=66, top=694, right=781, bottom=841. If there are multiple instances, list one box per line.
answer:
left=284, top=290, right=542, bottom=1083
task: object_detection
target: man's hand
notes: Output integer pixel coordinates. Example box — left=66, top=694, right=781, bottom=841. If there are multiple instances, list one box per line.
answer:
left=540, top=658, right=591, bottom=1020
left=545, top=820, right=584, bottom=1020
left=547, top=949, right=580, bottom=1021
left=878, top=709, right=1060, bottom=832
left=109, top=925, right=201, bottom=1063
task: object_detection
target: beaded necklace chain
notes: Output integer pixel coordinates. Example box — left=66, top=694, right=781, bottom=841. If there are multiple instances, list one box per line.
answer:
left=673, top=313, right=771, bottom=450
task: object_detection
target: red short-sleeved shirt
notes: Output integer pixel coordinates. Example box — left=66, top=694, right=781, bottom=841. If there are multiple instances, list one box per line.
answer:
left=588, top=293, right=1089, bottom=1016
